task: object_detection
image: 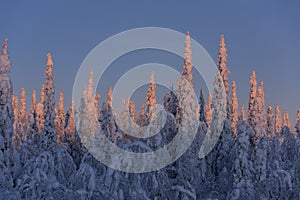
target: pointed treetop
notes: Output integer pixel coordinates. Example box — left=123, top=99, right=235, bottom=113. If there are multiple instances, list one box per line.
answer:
left=1, top=38, right=8, bottom=56
left=0, top=38, right=11, bottom=74
left=184, top=31, right=192, bottom=64
left=107, top=86, right=113, bottom=107
left=150, top=71, right=155, bottom=84
left=46, top=53, right=53, bottom=67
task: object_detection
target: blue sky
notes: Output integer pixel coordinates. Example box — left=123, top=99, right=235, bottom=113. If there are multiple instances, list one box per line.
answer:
left=1, top=1, right=299, bottom=122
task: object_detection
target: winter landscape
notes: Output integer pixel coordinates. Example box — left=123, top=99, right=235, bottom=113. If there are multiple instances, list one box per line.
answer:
left=0, top=29, right=300, bottom=200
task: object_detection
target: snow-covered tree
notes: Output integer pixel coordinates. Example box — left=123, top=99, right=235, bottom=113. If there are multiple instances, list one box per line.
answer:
left=30, top=90, right=37, bottom=114
left=248, top=71, right=257, bottom=127
left=240, top=104, right=246, bottom=121
left=181, top=32, right=193, bottom=87
left=218, top=34, right=230, bottom=117
left=199, top=89, right=206, bottom=123
left=41, top=53, right=57, bottom=150
left=229, top=120, right=254, bottom=200
left=267, top=105, right=275, bottom=138
left=253, top=80, right=267, bottom=145
left=65, top=101, right=75, bottom=142
left=129, top=100, right=137, bottom=124
left=55, top=89, right=65, bottom=145
left=79, top=71, right=99, bottom=148
left=230, top=81, right=238, bottom=136
left=146, top=72, right=156, bottom=121
left=36, top=85, right=45, bottom=134
left=99, top=86, right=117, bottom=141
left=295, top=110, right=300, bottom=135
left=137, top=104, right=148, bottom=127
left=94, top=93, right=101, bottom=119
left=275, top=104, right=282, bottom=133
left=205, top=94, right=212, bottom=127
left=0, top=38, right=14, bottom=152
left=283, top=110, right=291, bottom=129
left=163, top=82, right=178, bottom=117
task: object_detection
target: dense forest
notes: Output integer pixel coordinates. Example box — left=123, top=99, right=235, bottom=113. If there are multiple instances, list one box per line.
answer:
left=0, top=33, right=299, bottom=200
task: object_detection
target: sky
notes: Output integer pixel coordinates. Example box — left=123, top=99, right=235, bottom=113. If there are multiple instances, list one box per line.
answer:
left=0, top=1, right=299, bottom=123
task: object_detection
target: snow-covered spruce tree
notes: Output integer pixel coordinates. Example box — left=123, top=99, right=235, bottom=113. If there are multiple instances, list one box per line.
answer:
left=41, top=53, right=57, bottom=150
left=0, top=39, right=15, bottom=188
left=267, top=106, right=275, bottom=138
left=229, top=120, right=254, bottom=200
left=230, top=81, right=238, bottom=137
left=248, top=70, right=257, bottom=127
left=283, top=110, right=291, bottom=129
left=199, top=89, right=206, bottom=123
left=12, top=95, right=23, bottom=148
left=55, top=89, right=65, bottom=145
left=30, top=90, right=36, bottom=114
left=65, top=101, right=75, bottom=143
left=137, top=104, right=148, bottom=127
left=181, top=32, right=193, bottom=87
left=163, top=82, right=178, bottom=117
left=99, top=86, right=117, bottom=141
left=204, top=93, right=212, bottom=127
left=146, top=72, right=156, bottom=122
left=295, top=110, right=300, bottom=135
left=129, top=100, right=137, bottom=124
left=240, top=104, right=246, bottom=121
left=36, top=85, right=45, bottom=134
left=218, top=34, right=230, bottom=117
left=94, top=93, right=101, bottom=119
left=275, top=104, right=282, bottom=133
left=79, top=71, right=99, bottom=148
left=19, top=87, right=29, bottom=141
left=253, top=81, right=267, bottom=145
left=0, top=39, right=14, bottom=152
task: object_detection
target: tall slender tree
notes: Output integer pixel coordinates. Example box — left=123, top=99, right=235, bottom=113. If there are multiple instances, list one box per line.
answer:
left=248, top=71, right=257, bottom=127
left=146, top=72, right=156, bottom=121
left=199, top=89, right=206, bottom=123
left=241, top=104, right=246, bottom=121
left=55, top=89, right=65, bottom=145
left=181, top=32, right=193, bottom=87
left=230, top=81, right=239, bottom=136
left=36, top=85, right=45, bottom=134
left=267, top=106, right=275, bottom=138
left=30, top=90, right=37, bottom=114
left=205, top=94, right=212, bottom=127
left=218, top=34, right=230, bottom=117
left=0, top=38, right=14, bottom=161
left=275, top=104, right=282, bottom=133
left=41, top=53, right=57, bottom=149
left=283, top=110, right=291, bottom=129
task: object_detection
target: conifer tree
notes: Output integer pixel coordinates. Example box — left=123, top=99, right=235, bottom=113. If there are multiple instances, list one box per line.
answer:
left=94, top=93, right=101, bottom=119
left=0, top=39, right=14, bottom=169
left=283, top=110, right=291, bottom=129
left=41, top=53, right=57, bottom=149
left=19, top=88, right=28, bottom=141
left=129, top=100, right=137, bottom=124
left=55, top=89, right=65, bottom=145
left=30, top=90, right=37, bottom=114
left=65, top=101, right=75, bottom=142
left=146, top=72, right=156, bottom=121
left=181, top=32, right=193, bottom=87
left=205, top=94, right=212, bottom=127
left=218, top=34, right=230, bottom=117
left=248, top=71, right=257, bottom=127
left=230, top=81, right=239, bottom=136
left=36, top=85, right=45, bottom=134
left=199, top=89, right=206, bottom=123
left=253, top=81, right=266, bottom=144
left=295, top=110, right=300, bottom=135
left=241, top=104, right=246, bottom=121
left=275, top=104, right=282, bottom=133
left=267, top=106, right=275, bottom=138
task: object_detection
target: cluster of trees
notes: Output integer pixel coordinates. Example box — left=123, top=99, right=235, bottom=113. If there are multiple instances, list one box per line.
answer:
left=0, top=32, right=299, bottom=199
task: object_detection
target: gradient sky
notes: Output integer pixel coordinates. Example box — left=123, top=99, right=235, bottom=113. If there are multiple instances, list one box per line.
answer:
left=1, top=1, right=299, bottom=122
